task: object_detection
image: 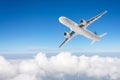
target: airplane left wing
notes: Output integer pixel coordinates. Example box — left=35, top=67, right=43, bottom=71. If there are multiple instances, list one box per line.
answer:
left=87, top=11, right=107, bottom=26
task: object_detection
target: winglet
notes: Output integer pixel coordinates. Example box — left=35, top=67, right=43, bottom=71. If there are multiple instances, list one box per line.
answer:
left=103, top=10, right=107, bottom=14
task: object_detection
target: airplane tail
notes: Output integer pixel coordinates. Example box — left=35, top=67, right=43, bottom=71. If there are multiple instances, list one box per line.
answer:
left=90, top=40, right=96, bottom=45
left=99, top=33, right=107, bottom=38
left=90, top=33, right=107, bottom=45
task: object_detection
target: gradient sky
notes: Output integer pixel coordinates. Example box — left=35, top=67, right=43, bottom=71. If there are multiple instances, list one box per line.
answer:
left=0, top=0, right=120, bottom=54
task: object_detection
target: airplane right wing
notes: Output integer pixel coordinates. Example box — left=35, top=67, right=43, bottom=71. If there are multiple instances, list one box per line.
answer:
left=59, top=31, right=77, bottom=48
left=59, top=38, right=69, bottom=48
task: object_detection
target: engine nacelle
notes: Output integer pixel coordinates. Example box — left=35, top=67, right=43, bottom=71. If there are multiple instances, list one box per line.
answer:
left=80, top=19, right=87, bottom=25
left=64, top=32, right=71, bottom=38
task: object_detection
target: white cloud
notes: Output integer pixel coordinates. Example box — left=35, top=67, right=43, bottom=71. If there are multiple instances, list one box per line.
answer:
left=0, top=56, right=17, bottom=80
left=9, top=74, right=37, bottom=80
left=0, top=52, right=120, bottom=80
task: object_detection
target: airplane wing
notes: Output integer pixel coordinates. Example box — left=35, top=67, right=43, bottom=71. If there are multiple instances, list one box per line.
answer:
left=59, top=38, right=69, bottom=48
left=87, top=11, right=107, bottom=25
left=59, top=31, right=77, bottom=48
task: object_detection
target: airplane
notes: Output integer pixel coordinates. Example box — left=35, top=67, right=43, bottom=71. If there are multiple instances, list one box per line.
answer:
left=59, top=11, right=107, bottom=48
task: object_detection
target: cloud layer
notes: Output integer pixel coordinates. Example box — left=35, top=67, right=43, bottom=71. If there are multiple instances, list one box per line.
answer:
left=0, top=52, right=120, bottom=80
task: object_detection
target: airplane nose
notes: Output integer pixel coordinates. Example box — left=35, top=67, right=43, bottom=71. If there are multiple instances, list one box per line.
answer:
left=59, top=16, right=66, bottom=23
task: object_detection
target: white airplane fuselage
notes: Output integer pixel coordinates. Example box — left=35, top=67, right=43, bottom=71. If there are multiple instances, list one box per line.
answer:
left=58, top=11, right=107, bottom=47
left=59, top=16, right=100, bottom=41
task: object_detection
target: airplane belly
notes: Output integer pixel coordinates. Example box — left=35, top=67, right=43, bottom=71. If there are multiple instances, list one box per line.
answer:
left=75, top=28, right=100, bottom=41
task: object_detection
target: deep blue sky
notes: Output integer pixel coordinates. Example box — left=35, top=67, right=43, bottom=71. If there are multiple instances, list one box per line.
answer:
left=0, top=0, right=120, bottom=53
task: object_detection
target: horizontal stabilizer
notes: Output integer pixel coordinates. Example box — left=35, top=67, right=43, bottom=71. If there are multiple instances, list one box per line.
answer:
left=99, top=33, right=107, bottom=38
left=90, top=40, right=96, bottom=45
left=90, top=33, right=107, bottom=45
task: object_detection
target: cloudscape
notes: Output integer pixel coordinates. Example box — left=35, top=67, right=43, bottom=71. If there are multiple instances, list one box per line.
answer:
left=0, top=0, right=120, bottom=80
left=0, top=52, right=120, bottom=80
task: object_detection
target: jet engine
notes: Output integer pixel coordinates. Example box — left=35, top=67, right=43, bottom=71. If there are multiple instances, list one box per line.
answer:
left=64, top=32, right=71, bottom=38
left=80, top=19, right=87, bottom=25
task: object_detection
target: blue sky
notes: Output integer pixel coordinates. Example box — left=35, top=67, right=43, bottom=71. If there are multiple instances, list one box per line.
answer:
left=0, top=0, right=120, bottom=53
